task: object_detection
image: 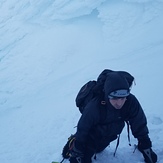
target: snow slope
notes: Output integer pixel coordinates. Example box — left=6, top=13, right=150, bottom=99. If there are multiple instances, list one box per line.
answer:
left=0, top=0, right=163, bottom=163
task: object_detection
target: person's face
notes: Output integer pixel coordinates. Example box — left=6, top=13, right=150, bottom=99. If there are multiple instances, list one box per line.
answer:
left=109, top=97, right=126, bottom=109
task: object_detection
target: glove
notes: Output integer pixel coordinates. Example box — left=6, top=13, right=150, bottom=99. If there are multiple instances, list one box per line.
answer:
left=62, top=134, right=76, bottom=159
left=69, top=141, right=84, bottom=163
left=140, top=148, right=157, bottom=163
left=138, top=136, right=157, bottom=163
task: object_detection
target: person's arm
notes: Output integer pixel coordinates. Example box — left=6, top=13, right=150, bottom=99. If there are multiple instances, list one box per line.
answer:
left=75, top=99, right=100, bottom=150
left=70, top=99, right=100, bottom=162
left=127, top=94, right=157, bottom=163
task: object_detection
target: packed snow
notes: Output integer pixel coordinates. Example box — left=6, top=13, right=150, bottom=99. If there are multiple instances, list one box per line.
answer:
left=0, top=0, right=163, bottom=163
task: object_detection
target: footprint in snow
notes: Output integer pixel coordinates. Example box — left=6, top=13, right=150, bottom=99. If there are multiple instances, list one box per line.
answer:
left=151, top=117, right=163, bottom=125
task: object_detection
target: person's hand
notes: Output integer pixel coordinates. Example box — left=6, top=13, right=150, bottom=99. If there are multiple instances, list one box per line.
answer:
left=138, top=137, right=157, bottom=163
left=70, top=145, right=84, bottom=158
left=139, top=148, right=157, bottom=163
left=69, top=141, right=84, bottom=163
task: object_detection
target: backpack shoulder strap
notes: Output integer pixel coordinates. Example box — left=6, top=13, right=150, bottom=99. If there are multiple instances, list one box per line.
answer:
left=97, top=97, right=107, bottom=124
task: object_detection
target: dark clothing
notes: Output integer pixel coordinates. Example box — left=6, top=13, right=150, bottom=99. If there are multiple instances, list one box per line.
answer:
left=68, top=70, right=157, bottom=163
left=75, top=93, right=149, bottom=154
left=69, top=146, right=94, bottom=163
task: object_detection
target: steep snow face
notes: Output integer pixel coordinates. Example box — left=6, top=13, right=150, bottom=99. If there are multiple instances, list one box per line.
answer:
left=0, top=0, right=163, bottom=163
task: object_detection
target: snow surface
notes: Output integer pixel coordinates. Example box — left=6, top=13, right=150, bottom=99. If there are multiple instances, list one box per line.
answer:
left=0, top=0, right=163, bottom=163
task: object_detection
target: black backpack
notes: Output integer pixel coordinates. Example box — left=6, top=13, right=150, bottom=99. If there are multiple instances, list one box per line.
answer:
left=75, top=69, right=134, bottom=113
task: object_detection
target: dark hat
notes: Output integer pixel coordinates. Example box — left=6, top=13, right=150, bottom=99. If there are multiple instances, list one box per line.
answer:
left=104, top=72, right=130, bottom=99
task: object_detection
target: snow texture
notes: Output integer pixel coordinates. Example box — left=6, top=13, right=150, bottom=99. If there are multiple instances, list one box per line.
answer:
left=0, top=0, right=163, bottom=163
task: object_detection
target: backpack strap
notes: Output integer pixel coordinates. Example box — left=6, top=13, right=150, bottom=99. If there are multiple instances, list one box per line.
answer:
left=98, top=99, right=107, bottom=124
left=125, top=121, right=131, bottom=146
left=114, top=134, right=120, bottom=157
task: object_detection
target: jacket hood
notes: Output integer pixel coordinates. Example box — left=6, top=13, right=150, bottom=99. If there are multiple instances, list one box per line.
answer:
left=104, top=72, right=130, bottom=99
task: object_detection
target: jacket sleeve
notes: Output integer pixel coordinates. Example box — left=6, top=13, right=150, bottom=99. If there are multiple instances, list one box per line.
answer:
left=75, top=99, right=100, bottom=150
left=126, top=94, right=149, bottom=139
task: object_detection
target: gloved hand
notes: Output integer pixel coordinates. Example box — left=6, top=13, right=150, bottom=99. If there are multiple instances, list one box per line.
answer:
left=140, top=148, right=157, bottom=163
left=69, top=141, right=84, bottom=163
left=138, top=136, right=157, bottom=163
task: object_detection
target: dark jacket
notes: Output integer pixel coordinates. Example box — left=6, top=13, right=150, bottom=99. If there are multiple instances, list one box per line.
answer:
left=75, top=93, right=149, bottom=152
